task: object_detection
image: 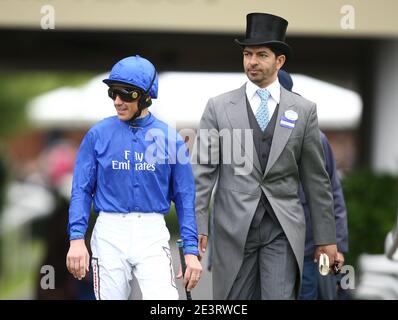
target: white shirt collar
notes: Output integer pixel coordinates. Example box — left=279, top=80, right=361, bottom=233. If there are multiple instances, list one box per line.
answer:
left=246, top=77, right=281, bottom=104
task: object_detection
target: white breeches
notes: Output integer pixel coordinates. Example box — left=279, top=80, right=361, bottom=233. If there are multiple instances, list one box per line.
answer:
left=90, top=211, right=178, bottom=300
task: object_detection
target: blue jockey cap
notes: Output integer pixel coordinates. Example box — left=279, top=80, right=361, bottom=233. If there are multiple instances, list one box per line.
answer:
left=103, top=55, right=158, bottom=99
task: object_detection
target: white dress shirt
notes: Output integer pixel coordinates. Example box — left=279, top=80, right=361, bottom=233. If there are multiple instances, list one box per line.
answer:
left=245, top=77, right=281, bottom=118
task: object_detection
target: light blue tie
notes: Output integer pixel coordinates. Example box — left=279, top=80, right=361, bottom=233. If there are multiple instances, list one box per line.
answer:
left=256, top=89, right=270, bottom=131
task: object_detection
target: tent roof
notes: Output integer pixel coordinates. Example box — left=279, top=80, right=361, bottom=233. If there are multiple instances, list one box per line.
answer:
left=28, top=72, right=362, bottom=130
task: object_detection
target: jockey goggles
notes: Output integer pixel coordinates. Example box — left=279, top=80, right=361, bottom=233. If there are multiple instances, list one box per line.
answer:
left=108, top=87, right=141, bottom=102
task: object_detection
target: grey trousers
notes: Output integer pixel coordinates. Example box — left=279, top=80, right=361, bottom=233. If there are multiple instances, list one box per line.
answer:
left=227, top=211, right=298, bottom=300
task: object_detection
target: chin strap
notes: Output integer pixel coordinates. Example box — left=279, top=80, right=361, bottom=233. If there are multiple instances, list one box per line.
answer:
left=129, top=69, right=156, bottom=123
left=129, top=96, right=151, bottom=123
left=129, top=106, right=144, bottom=123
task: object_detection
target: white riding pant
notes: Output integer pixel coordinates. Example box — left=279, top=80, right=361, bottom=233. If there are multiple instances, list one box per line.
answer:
left=90, top=211, right=178, bottom=300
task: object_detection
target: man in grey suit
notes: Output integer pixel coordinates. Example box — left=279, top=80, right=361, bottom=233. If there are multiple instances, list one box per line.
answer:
left=192, top=13, right=339, bottom=300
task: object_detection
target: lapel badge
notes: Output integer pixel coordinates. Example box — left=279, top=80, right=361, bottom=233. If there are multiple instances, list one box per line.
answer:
left=280, top=110, right=298, bottom=129
left=284, top=110, right=298, bottom=121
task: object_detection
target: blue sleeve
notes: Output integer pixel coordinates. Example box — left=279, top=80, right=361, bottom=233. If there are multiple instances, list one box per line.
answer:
left=68, top=130, right=98, bottom=240
left=170, top=137, right=199, bottom=256
left=320, top=132, right=349, bottom=253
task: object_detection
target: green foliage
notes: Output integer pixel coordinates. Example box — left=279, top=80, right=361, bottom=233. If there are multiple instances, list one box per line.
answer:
left=342, top=168, right=398, bottom=266
left=0, top=72, right=94, bottom=140
left=0, top=72, right=94, bottom=279
left=0, top=155, right=6, bottom=214
left=0, top=156, right=5, bottom=277
left=165, top=204, right=180, bottom=236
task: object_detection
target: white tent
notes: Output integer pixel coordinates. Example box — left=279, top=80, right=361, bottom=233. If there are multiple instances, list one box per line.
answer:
left=151, top=72, right=362, bottom=130
left=28, top=72, right=362, bottom=130
left=27, top=74, right=114, bottom=129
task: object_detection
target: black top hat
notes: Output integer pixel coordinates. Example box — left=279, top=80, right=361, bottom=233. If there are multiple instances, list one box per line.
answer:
left=235, top=13, right=291, bottom=59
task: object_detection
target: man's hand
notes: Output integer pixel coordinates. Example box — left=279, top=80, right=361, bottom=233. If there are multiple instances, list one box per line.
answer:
left=337, top=252, right=345, bottom=266
left=180, top=254, right=202, bottom=292
left=314, top=244, right=339, bottom=273
left=66, top=239, right=90, bottom=280
left=335, top=252, right=345, bottom=272
left=198, top=234, right=208, bottom=254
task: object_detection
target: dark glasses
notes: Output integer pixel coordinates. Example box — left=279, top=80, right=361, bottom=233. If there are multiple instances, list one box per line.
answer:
left=108, top=87, right=141, bottom=102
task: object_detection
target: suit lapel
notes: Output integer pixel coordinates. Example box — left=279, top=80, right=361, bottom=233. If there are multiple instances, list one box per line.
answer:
left=264, top=87, right=297, bottom=177
left=224, top=85, right=263, bottom=177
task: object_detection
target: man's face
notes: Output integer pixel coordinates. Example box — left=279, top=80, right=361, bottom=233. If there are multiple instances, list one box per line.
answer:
left=109, top=85, right=140, bottom=121
left=243, top=46, right=285, bottom=88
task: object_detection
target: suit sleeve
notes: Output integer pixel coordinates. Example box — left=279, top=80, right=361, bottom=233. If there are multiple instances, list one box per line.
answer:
left=299, top=105, right=336, bottom=246
left=192, top=98, right=220, bottom=236
left=320, top=132, right=349, bottom=252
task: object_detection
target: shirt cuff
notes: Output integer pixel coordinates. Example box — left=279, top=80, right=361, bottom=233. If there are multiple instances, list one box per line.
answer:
left=69, top=231, right=85, bottom=240
left=183, top=245, right=199, bottom=256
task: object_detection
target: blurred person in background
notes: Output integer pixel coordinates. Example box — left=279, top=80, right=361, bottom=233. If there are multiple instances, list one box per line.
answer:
left=277, top=70, right=349, bottom=300
left=36, top=139, right=95, bottom=299
left=66, top=55, right=202, bottom=300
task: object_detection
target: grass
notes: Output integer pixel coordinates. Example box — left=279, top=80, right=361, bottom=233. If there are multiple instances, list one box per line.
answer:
left=0, top=229, right=45, bottom=299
